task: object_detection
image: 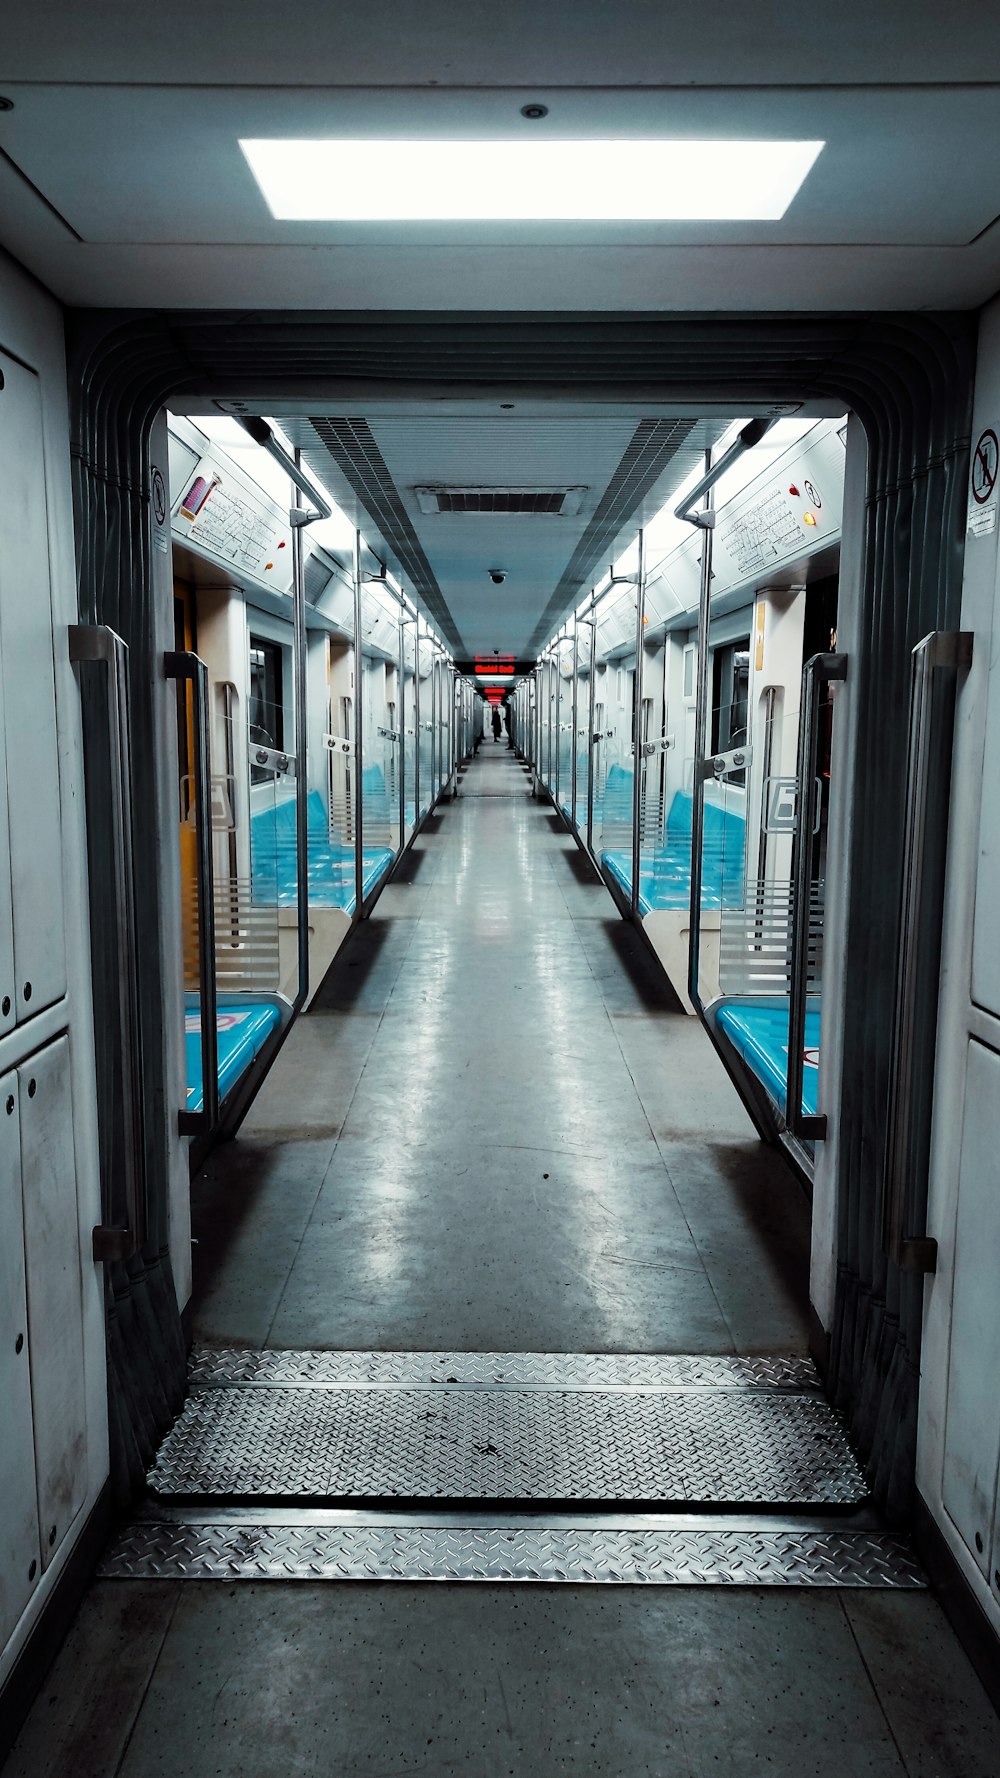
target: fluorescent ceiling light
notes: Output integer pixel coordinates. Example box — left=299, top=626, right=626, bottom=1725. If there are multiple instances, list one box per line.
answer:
left=239, top=139, right=824, bottom=222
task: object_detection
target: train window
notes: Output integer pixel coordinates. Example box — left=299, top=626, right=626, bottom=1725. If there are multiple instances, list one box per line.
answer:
left=711, top=640, right=751, bottom=783
left=682, top=643, right=696, bottom=702
left=711, top=641, right=750, bottom=753
left=248, top=635, right=285, bottom=783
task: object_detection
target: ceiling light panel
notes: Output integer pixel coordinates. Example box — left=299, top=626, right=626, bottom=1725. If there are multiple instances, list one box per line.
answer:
left=414, top=486, right=586, bottom=515
left=239, top=139, right=824, bottom=222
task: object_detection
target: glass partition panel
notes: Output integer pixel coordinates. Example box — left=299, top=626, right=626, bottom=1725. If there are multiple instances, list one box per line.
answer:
left=557, top=630, right=575, bottom=820
left=302, top=628, right=357, bottom=919
left=588, top=581, right=637, bottom=896
left=417, top=634, right=433, bottom=815
left=636, top=627, right=692, bottom=916
left=574, top=634, right=591, bottom=836
left=358, top=585, right=397, bottom=907
left=402, top=621, right=417, bottom=836
left=547, top=654, right=559, bottom=793
left=700, top=585, right=839, bottom=1143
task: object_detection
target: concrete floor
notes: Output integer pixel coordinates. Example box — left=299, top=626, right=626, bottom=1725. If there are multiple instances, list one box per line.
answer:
left=5, top=747, right=997, bottom=1776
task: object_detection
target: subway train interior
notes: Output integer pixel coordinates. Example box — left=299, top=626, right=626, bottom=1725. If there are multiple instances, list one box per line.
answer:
left=2, top=6, right=1000, bottom=1772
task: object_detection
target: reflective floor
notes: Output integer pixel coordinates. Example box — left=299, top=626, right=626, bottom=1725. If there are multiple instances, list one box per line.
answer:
left=190, top=745, right=811, bottom=1356
left=5, top=748, right=996, bottom=1776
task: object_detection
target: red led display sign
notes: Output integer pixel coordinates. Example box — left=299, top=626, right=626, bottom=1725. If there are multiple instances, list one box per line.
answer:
left=475, top=655, right=514, bottom=676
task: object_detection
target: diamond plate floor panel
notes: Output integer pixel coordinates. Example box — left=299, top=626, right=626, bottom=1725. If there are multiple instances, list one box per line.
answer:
left=99, top=1521, right=923, bottom=1588
left=186, top=1349, right=821, bottom=1391
left=149, top=1354, right=865, bottom=1507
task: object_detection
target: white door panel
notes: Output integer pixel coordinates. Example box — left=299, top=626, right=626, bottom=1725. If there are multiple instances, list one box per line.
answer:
left=19, top=1037, right=88, bottom=1567
left=0, top=659, right=14, bottom=1039
left=942, top=1039, right=1000, bottom=1578
left=971, top=655, right=1000, bottom=1016
left=0, top=351, right=68, bottom=1022
left=0, top=1068, right=41, bottom=1648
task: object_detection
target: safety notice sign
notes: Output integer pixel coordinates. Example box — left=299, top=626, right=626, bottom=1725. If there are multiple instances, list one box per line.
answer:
left=968, top=427, right=998, bottom=536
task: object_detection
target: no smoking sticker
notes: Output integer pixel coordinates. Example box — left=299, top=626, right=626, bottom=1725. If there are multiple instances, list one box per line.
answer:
left=968, top=428, right=999, bottom=537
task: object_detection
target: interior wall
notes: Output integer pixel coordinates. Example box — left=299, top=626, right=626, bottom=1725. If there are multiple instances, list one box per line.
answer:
left=66, top=307, right=976, bottom=1516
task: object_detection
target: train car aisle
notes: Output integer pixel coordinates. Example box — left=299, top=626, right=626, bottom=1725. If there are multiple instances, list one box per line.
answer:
left=5, top=752, right=997, bottom=1778
left=189, top=744, right=810, bottom=1356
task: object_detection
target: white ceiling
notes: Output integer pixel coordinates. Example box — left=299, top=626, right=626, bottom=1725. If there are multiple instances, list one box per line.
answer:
left=275, top=411, right=731, bottom=655
left=0, top=3, right=999, bottom=310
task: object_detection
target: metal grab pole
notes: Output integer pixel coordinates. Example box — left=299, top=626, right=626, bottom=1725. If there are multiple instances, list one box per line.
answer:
left=548, top=640, right=555, bottom=807
left=353, top=529, right=365, bottom=914
left=787, top=651, right=847, bottom=1141
left=585, top=600, right=597, bottom=859
left=413, top=613, right=421, bottom=821
left=882, top=630, right=972, bottom=1270
left=570, top=615, right=579, bottom=829
left=292, top=462, right=310, bottom=997
left=393, top=604, right=400, bottom=839
left=430, top=649, right=438, bottom=801
left=164, top=648, right=219, bottom=1137
left=687, top=454, right=715, bottom=1014
left=71, top=624, right=147, bottom=1259
left=630, top=529, right=646, bottom=918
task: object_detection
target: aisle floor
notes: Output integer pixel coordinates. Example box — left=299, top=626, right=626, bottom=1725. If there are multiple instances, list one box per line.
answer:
left=6, top=747, right=997, bottom=1777
left=192, top=744, right=810, bottom=1356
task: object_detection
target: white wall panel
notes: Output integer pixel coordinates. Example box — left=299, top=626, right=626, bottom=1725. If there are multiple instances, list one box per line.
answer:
left=0, top=654, right=15, bottom=1038
left=19, top=1037, right=88, bottom=1568
left=0, top=1069, right=41, bottom=1647
left=942, top=1040, right=1000, bottom=1578
left=0, top=350, right=67, bottom=1022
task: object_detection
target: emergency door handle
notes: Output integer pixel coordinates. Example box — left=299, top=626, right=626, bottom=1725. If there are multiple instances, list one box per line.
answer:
left=787, top=651, right=847, bottom=1142
left=883, top=630, right=972, bottom=1273
left=164, top=652, right=219, bottom=1134
left=69, top=625, right=147, bottom=1261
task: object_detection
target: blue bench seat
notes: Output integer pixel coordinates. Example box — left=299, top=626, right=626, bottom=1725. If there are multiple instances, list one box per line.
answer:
left=251, top=787, right=394, bottom=914
left=601, top=790, right=746, bottom=914
left=185, top=1000, right=281, bottom=1113
left=714, top=997, right=821, bottom=1119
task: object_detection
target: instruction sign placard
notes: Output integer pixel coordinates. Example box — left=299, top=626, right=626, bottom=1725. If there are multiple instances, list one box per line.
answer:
left=968, top=427, right=999, bottom=537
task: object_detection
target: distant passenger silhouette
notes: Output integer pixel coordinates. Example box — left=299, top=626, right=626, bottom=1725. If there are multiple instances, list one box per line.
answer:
left=503, top=702, right=514, bottom=748
left=492, top=707, right=502, bottom=742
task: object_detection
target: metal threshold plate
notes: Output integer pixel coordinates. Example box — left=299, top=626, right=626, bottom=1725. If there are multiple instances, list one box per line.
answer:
left=99, top=1521, right=924, bottom=1589
left=148, top=1350, right=865, bottom=1508
left=186, top=1349, right=822, bottom=1391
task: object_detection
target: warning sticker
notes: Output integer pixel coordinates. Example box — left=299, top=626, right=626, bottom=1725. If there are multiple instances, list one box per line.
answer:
left=968, top=427, right=999, bottom=536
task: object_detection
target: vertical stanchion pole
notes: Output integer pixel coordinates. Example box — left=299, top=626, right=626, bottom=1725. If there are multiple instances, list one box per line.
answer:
left=688, top=456, right=714, bottom=1012
left=586, top=595, right=597, bottom=859
left=413, top=613, right=421, bottom=821
left=393, top=600, right=400, bottom=842
left=292, top=456, right=310, bottom=998
left=630, top=529, right=646, bottom=919
left=353, top=528, right=365, bottom=915
left=571, top=614, right=579, bottom=829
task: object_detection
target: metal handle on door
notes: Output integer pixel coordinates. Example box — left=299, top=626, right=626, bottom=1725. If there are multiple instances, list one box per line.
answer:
left=882, top=630, right=972, bottom=1271
left=786, top=651, right=847, bottom=1142
left=69, top=624, right=147, bottom=1260
left=164, top=651, right=219, bottom=1134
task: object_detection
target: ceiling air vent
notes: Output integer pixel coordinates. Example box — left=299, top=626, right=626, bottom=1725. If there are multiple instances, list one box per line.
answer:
left=414, top=486, right=586, bottom=516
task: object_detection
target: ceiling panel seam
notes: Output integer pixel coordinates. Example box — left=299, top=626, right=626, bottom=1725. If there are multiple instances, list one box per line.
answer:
left=302, top=415, right=464, bottom=650
left=526, top=416, right=699, bottom=652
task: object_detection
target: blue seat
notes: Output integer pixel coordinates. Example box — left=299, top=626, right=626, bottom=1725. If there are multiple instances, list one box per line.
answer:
left=601, top=791, right=745, bottom=914
left=250, top=788, right=394, bottom=913
left=714, top=997, right=821, bottom=1118
left=185, top=999, right=282, bottom=1112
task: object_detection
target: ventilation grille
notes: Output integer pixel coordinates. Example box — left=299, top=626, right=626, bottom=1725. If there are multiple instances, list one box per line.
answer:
left=415, top=486, right=586, bottom=516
